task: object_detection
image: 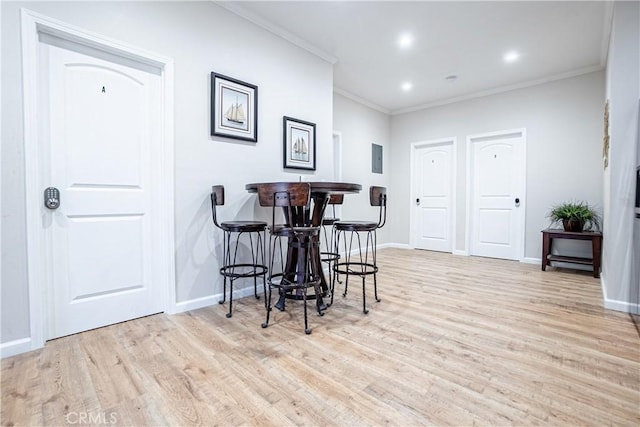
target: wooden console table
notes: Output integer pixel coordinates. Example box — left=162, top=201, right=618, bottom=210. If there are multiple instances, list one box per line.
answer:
left=541, top=229, right=602, bottom=278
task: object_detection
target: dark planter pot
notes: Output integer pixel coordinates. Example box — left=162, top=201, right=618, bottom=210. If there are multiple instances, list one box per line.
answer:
left=562, top=219, right=584, bottom=232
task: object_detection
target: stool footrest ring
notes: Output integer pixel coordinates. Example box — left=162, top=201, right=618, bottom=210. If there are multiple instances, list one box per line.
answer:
left=220, top=264, right=267, bottom=279
left=333, top=262, right=378, bottom=276
left=267, top=273, right=325, bottom=300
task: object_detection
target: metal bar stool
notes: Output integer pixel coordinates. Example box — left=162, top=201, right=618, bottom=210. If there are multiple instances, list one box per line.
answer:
left=211, top=185, right=268, bottom=318
left=333, top=186, right=387, bottom=314
left=319, top=194, right=343, bottom=306
left=257, top=182, right=324, bottom=334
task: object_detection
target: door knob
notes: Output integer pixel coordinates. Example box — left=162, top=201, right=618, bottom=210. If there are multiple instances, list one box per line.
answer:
left=515, top=197, right=520, bottom=207
left=416, top=198, right=420, bottom=206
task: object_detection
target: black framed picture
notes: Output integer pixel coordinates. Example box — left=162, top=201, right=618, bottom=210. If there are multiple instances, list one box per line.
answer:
left=211, top=72, right=258, bottom=142
left=283, top=116, right=316, bottom=171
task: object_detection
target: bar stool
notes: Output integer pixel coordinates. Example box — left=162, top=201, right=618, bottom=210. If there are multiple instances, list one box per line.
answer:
left=257, top=182, right=324, bottom=334
left=211, top=185, right=268, bottom=318
left=333, top=186, right=387, bottom=314
left=319, top=194, right=343, bottom=306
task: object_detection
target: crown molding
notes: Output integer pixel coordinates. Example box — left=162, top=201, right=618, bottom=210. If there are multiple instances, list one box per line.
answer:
left=214, top=1, right=337, bottom=65
left=333, top=87, right=390, bottom=115
left=391, top=65, right=605, bottom=116
left=600, top=1, right=614, bottom=67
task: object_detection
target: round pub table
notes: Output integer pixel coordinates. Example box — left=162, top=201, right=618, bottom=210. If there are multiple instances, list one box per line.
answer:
left=246, top=182, right=361, bottom=310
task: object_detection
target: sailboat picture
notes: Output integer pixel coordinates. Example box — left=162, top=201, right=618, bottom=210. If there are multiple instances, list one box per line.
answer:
left=225, top=97, right=245, bottom=124
left=221, top=87, right=249, bottom=130
left=283, top=116, right=316, bottom=171
left=211, top=72, right=257, bottom=142
left=290, top=127, right=310, bottom=162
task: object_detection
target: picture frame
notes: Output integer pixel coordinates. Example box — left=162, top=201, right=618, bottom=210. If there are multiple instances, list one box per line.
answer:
left=283, top=116, right=316, bottom=171
left=211, top=72, right=258, bottom=142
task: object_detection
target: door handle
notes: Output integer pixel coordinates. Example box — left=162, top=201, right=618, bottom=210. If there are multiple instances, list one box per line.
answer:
left=515, top=197, right=520, bottom=207
left=44, top=187, right=60, bottom=210
left=416, top=198, right=420, bottom=206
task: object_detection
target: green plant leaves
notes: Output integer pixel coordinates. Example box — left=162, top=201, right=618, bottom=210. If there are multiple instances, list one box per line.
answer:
left=547, top=201, right=601, bottom=231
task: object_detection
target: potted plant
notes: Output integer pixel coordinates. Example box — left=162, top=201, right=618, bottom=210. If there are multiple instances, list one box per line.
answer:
left=547, top=201, right=601, bottom=232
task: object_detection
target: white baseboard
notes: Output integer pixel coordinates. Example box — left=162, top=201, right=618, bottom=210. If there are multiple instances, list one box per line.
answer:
left=333, top=242, right=410, bottom=258
left=600, top=273, right=640, bottom=314
left=173, top=286, right=264, bottom=314
left=521, top=257, right=541, bottom=265
left=603, top=298, right=640, bottom=313
left=379, top=243, right=411, bottom=250
left=1, top=337, right=33, bottom=359
left=452, top=250, right=468, bottom=256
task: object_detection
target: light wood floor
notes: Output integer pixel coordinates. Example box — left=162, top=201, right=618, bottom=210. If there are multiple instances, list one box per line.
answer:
left=2, top=249, right=639, bottom=426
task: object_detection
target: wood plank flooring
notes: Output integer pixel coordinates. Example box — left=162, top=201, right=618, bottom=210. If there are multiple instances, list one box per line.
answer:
left=2, top=248, right=639, bottom=426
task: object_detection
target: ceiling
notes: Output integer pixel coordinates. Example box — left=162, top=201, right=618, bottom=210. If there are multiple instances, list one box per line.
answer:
left=218, top=1, right=611, bottom=115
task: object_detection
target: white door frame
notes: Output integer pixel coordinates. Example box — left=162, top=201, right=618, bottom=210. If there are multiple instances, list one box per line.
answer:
left=332, top=131, right=343, bottom=182
left=332, top=131, right=343, bottom=220
left=465, top=128, right=526, bottom=260
left=21, top=9, right=176, bottom=352
left=409, top=137, right=457, bottom=250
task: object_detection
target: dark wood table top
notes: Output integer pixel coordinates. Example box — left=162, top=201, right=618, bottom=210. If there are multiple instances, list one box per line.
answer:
left=246, top=181, right=362, bottom=194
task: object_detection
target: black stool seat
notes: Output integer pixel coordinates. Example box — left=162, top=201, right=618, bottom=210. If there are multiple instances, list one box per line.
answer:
left=269, top=224, right=320, bottom=237
left=220, top=220, right=267, bottom=233
left=334, top=221, right=378, bottom=232
left=270, top=224, right=319, bottom=237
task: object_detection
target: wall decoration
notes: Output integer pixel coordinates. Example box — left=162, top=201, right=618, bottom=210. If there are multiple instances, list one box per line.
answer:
left=283, top=116, right=316, bottom=171
left=211, top=72, right=258, bottom=142
left=603, top=99, right=610, bottom=169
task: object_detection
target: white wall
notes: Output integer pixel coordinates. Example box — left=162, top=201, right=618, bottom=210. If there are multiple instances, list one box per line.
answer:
left=391, top=71, right=605, bottom=259
left=333, top=93, right=392, bottom=244
left=603, top=1, right=640, bottom=313
left=1, top=1, right=334, bottom=345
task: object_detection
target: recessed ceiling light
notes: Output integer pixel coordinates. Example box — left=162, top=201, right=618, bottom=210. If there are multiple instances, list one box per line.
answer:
left=503, top=51, right=520, bottom=63
left=398, top=33, right=414, bottom=49
left=401, top=82, right=413, bottom=92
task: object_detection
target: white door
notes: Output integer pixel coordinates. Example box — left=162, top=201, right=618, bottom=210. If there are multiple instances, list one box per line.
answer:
left=413, top=143, right=453, bottom=252
left=42, top=42, right=164, bottom=339
left=469, top=131, right=526, bottom=260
